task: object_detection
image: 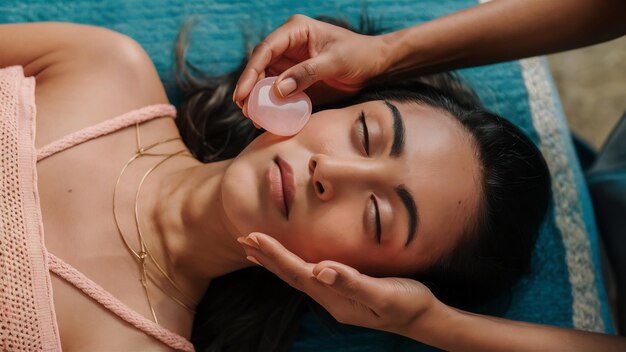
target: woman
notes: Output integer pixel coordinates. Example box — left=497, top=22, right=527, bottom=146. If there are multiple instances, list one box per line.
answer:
left=0, top=20, right=549, bottom=351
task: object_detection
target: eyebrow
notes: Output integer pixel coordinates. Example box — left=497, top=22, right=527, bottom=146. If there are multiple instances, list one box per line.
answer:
left=395, top=185, right=419, bottom=247
left=384, top=100, right=405, bottom=157
left=384, top=100, right=419, bottom=247
left=381, top=101, right=417, bottom=245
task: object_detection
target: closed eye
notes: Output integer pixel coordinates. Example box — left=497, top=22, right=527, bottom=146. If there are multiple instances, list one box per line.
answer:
left=359, top=110, right=370, bottom=156
left=371, top=195, right=382, bottom=244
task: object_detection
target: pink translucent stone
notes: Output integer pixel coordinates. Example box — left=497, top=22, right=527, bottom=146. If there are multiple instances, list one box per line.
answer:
left=247, top=77, right=312, bottom=136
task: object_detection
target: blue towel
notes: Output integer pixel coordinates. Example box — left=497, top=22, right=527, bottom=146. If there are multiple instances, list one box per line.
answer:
left=2, top=0, right=613, bottom=350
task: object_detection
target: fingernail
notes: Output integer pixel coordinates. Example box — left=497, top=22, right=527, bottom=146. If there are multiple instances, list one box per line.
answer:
left=246, top=255, right=263, bottom=266
left=276, top=78, right=296, bottom=97
left=235, top=100, right=243, bottom=109
left=232, top=84, right=239, bottom=102
left=237, top=236, right=256, bottom=248
left=316, top=268, right=338, bottom=285
left=243, top=102, right=249, bottom=117
left=247, top=233, right=261, bottom=247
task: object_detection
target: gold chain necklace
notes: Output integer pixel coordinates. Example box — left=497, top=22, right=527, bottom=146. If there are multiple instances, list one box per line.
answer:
left=112, top=123, right=197, bottom=324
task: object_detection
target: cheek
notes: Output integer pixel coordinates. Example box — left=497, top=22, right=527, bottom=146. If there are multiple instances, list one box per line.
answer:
left=283, top=202, right=429, bottom=276
left=297, top=115, right=352, bottom=156
left=220, top=135, right=282, bottom=235
left=284, top=204, right=356, bottom=261
left=280, top=202, right=368, bottom=262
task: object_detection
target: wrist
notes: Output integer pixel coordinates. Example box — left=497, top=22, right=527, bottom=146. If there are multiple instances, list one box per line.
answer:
left=375, top=32, right=398, bottom=74
left=374, top=26, right=430, bottom=80
left=398, top=299, right=460, bottom=347
left=377, top=30, right=407, bottom=75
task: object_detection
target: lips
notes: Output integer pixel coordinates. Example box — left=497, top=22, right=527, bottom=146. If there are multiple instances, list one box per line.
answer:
left=275, top=156, right=296, bottom=217
left=268, top=156, right=296, bottom=219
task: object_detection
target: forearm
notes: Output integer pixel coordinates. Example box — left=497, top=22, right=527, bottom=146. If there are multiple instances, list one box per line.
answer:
left=378, top=0, right=626, bottom=78
left=402, top=301, right=625, bottom=351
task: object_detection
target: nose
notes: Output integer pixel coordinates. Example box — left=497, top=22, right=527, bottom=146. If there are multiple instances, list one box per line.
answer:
left=309, top=154, right=380, bottom=201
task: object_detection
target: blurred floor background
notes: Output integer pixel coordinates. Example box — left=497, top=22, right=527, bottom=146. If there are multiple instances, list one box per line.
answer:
left=548, top=36, right=626, bottom=150
left=549, top=35, right=625, bottom=332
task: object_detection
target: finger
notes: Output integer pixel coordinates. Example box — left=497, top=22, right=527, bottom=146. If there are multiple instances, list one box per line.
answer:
left=241, top=233, right=383, bottom=310
left=242, top=97, right=249, bottom=118
left=311, top=260, right=387, bottom=310
left=245, top=255, right=262, bottom=266
left=267, top=57, right=299, bottom=77
left=238, top=235, right=384, bottom=323
left=240, top=71, right=265, bottom=119
left=234, top=67, right=260, bottom=107
left=243, top=233, right=315, bottom=289
left=273, top=53, right=340, bottom=98
left=266, top=67, right=279, bottom=77
left=239, top=234, right=345, bottom=306
left=234, top=18, right=306, bottom=105
left=258, top=69, right=266, bottom=82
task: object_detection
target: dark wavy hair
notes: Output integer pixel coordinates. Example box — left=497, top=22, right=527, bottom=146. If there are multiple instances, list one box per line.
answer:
left=174, top=17, right=551, bottom=352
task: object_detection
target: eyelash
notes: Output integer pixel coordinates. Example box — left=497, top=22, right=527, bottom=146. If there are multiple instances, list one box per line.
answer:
left=371, top=195, right=382, bottom=244
left=359, top=110, right=370, bottom=156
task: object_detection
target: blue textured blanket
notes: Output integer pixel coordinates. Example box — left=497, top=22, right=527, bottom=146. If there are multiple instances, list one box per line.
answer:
left=2, top=0, right=613, bottom=350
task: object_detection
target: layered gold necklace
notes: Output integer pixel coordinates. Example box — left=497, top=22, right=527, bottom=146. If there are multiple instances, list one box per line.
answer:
left=112, top=123, right=197, bottom=324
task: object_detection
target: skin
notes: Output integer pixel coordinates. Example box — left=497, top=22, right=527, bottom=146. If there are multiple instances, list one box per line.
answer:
left=143, top=99, right=481, bottom=289
left=218, top=100, right=481, bottom=276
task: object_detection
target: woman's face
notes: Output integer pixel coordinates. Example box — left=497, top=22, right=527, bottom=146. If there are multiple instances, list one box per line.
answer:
left=221, top=100, right=481, bottom=276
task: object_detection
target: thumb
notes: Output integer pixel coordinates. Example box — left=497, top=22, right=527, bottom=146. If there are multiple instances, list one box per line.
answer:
left=312, top=261, right=384, bottom=308
left=274, top=53, right=335, bottom=98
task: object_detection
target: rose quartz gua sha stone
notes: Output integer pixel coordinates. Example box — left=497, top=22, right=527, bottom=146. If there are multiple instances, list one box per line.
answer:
left=247, top=77, right=312, bottom=136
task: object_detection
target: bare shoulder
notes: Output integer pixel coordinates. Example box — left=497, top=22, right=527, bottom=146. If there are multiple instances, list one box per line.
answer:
left=32, top=24, right=171, bottom=148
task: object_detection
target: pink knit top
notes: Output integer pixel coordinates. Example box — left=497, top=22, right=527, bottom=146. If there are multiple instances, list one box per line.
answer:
left=0, top=66, right=195, bottom=352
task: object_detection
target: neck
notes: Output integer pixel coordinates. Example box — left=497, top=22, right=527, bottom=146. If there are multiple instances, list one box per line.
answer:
left=138, top=156, right=253, bottom=300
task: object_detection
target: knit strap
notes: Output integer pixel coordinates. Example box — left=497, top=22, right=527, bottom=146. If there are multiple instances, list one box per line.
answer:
left=37, top=104, right=176, bottom=162
left=47, top=253, right=195, bottom=352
